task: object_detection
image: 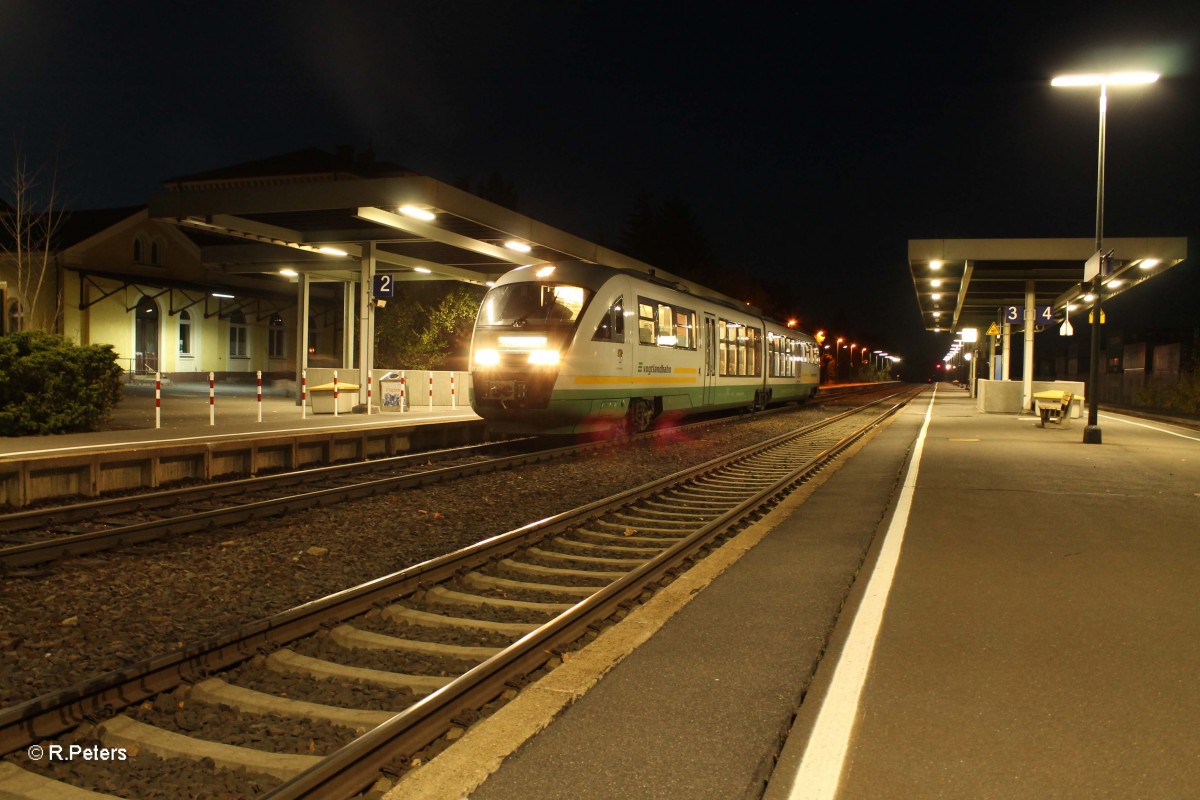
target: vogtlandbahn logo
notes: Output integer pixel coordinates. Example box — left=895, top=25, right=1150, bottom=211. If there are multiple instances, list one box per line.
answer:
left=637, top=363, right=672, bottom=374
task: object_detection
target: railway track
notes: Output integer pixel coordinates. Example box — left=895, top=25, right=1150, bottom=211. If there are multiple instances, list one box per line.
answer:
left=0, top=389, right=898, bottom=571
left=0, top=439, right=546, bottom=570
left=0, top=385, right=923, bottom=799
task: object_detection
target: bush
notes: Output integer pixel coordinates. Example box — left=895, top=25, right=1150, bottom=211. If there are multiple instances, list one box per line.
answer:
left=0, top=331, right=123, bottom=435
left=1133, top=372, right=1200, bottom=416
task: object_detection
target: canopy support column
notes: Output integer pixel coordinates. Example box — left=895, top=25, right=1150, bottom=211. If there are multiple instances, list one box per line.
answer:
left=1022, top=280, right=1035, bottom=411
left=359, top=243, right=376, bottom=407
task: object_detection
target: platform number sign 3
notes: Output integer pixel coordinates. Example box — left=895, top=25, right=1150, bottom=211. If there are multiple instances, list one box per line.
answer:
left=1004, top=305, right=1052, bottom=324
left=373, top=274, right=395, bottom=299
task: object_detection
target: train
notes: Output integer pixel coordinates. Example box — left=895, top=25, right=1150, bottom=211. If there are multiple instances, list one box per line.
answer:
left=468, top=261, right=821, bottom=434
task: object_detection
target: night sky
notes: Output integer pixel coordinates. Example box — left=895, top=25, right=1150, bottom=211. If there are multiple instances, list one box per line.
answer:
left=3, top=1, right=1198, bottom=374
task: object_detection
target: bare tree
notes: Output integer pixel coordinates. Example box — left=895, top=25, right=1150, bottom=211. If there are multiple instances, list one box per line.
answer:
left=1, top=138, right=68, bottom=332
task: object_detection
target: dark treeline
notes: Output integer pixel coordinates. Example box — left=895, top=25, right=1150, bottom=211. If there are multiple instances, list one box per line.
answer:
left=375, top=177, right=817, bottom=370
left=615, top=190, right=809, bottom=327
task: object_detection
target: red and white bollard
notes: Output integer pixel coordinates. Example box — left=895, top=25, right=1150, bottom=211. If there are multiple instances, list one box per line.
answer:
left=256, top=371, right=263, bottom=422
left=301, top=369, right=307, bottom=419
left=366, top=374, right=372, bottom=416
left=450, top=373, right=456, bottom=409
left=400, top=372, right=406, bottom=412
left=428, top=373, right=434, bottom=410
left=208, top=372, right=215, bottom=426
left=155, top=373, right=161, bottom=429
left=333, top=370, right=340, bottom=418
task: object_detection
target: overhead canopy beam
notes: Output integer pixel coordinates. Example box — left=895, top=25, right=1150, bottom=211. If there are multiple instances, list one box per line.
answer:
left=909, top=237, right=1187, bottom=331
left=355, top=206, right=540, bottom=267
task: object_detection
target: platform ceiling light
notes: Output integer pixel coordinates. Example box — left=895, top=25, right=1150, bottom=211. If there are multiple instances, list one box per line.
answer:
left=413, top=267, right=432, bottom=274
left=1139, top=258, right=1160, bottom=269
left=504, top=240, right=532, bottom=253
left=931, top=293, right=941, bottom=301
left=317, top=246, right=348, bottom=257
left=1083, top=292, right=1096, bottom=302
left=279, top=268, right=298, bottom=277
left=931, top=279, right=942, bottom=288
left=1050, top=71, right=1159, bottom=87
left=930, top=260, right=942, bottom=270
left=1106, top=278, right=1124, bottom=288
left=212, top=292, right=235, bottom=299
left=399, top=205, right=436, bottom=222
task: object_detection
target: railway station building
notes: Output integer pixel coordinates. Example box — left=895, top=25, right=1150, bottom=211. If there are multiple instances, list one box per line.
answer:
left=2, top=146, right=700, bottom=403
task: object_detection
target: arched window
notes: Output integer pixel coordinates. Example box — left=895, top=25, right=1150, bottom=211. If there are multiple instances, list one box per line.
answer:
left=178, top=309, right=193, bottom=356
left=268, top=314, right=285, bottom=358
left=149, top=240, right=161, bottom=266
left=132, top=235, right=145, bottom=264
left=229, top=311, right=248, bottom=358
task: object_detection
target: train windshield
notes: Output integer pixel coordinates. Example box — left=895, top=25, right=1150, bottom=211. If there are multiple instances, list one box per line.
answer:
left=479, top=283, right=590, bottom=327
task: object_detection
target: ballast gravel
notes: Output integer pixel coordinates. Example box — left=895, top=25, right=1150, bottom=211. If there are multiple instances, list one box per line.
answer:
left=0, top=406, right=834, bottom=796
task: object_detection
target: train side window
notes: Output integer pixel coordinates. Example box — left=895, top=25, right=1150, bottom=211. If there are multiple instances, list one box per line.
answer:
left=638, top=301, right=655, bottom=345
left=674, top=309, right=695, bottom=349
left=746, top=326, right=762, bottom=376
left=593, top=295, right=626, bottom=342
left=718, top=319, right=736, bottom=375
left=653, top=303, right=674, bottom=346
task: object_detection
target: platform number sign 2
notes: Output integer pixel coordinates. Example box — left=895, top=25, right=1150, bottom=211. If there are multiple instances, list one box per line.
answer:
left=1004, top=305, right=1052, bottom=324
left=373, top=274, right=395, bottom=299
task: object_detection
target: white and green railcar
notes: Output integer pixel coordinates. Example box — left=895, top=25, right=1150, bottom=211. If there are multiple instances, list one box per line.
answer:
left=469, top=262, right=820, bottom=435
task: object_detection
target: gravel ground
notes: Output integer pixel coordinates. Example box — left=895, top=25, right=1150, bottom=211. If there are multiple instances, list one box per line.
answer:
left=0, top=407, right=831, bottom=709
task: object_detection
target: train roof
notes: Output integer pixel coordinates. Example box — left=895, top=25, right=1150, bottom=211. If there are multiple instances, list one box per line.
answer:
left=494, top=261, right=779, bottom=322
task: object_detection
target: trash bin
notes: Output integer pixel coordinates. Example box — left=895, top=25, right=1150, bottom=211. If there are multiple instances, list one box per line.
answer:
left=1033, top=390, right=1073, bottom=428
left=378, top=371, right=406, bottom=412
left=309, top=382, right=359, bottom=414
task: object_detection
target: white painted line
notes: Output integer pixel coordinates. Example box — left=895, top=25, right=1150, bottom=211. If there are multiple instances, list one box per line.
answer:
left=786, top=386, right=937, bottom=800
left=1100, top=413, right=1200, bottom=443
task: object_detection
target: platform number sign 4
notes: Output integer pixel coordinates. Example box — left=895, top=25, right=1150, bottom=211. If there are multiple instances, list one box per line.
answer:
left=373, top=274, right=395, bottom=299
left=1004, top=305, right=1052, bottom=324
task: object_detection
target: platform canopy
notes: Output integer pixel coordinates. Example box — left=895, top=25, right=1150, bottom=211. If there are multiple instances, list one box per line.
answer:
left=908, top=237, right=1187, bottom=333
left=148, top=149, right=676, bottom=289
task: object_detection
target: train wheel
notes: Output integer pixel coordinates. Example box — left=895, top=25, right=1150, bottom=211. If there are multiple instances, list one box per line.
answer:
left=626, top=398, right=654, bottom=434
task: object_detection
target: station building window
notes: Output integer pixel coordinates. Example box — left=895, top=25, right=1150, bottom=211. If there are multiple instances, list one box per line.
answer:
left=6, top=298, right=24, bottom=333
left=178, top=310, right=193, bottom=356
left=268, top=314, right=285, bottom=358
left=229, top=311, right=248, bottom=359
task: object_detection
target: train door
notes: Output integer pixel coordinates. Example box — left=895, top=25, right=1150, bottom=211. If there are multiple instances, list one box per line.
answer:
left=703, top=313, right=717, bottom=404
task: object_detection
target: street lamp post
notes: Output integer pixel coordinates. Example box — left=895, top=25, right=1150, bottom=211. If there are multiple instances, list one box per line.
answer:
left=1052, top=70, right=1158, bottom=445
left=834, top=337, right=844, bottom=382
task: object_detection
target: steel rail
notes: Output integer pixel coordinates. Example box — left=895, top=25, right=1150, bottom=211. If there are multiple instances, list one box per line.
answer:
left=0, top=393, right=909, bottom=759
left=261, top=388, right=922, bottom=799
left=0, top=439, right=534, bottom=534
left=0, top=399, right=838, bottom=569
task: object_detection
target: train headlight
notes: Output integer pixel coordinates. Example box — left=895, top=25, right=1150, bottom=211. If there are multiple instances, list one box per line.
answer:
left=527, top=350, right=560, bottom=366
left=474, top=348, right=500, bottom=367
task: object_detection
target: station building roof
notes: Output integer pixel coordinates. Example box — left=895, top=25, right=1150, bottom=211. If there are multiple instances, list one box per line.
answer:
left=149, top=147, right=716, bottom=299
left=908, top=237, right=1187, bottom=333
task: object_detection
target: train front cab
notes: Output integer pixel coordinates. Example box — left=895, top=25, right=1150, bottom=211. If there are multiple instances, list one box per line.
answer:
left=469, top=264, right=633, bottom=435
